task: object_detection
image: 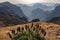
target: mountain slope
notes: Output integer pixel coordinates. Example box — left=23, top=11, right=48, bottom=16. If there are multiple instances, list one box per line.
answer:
left=48, top=5, right=60, bottom=24
left=30, top=8, right=53, bottom=21
left=0, top=2, right=28, bottom=27
left=0, top=11, right=26, bottom=27
left=17, top=3, right=57, bottom=17
left=0, top=2, right=26, bottom=17
left=52, top=5, right=60, bottom=17
left=17, top=3, right=58, bottom=21
left=32, top=3, right=56, bottom=11
left=31, top=8, right=45, bottom=21
left=48, top=17, right=60, bottom=24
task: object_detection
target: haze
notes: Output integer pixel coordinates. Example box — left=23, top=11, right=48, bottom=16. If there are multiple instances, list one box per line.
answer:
left=0, top=0, right=60, bottom=4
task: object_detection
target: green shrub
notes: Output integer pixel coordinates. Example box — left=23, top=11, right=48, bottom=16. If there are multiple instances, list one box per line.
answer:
left=12, top=29, right=46, bottom=40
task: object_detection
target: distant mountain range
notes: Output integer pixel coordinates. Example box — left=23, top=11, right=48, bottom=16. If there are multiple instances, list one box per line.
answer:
left=30, top=8, right=53, bottom=21
left=30, top=5, right=60, bottom=22
left=0, top=2, right=60, bottom=25
left=16, top=3, right=59, bottom=21
left=31, top=8, right=46, bottom=21
left=48, top=5, right=60, bottom=24
left=17, top=3, right=59, bottom=16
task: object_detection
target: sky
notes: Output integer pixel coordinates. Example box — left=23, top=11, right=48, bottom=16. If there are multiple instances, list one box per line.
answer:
left=0, top=0, right=60, bottom=4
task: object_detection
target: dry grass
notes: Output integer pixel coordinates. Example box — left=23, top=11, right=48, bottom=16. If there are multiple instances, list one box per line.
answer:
left=0, top=22, right=60, bottom=40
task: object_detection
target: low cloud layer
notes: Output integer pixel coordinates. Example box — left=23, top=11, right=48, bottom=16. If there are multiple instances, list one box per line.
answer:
left=0, top=0, right=60, bottom=4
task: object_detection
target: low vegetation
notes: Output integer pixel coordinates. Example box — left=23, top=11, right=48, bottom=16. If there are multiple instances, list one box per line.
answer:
left=12, top=29, right=46, bottom=40
left=8, top=23, right=46, bottom=40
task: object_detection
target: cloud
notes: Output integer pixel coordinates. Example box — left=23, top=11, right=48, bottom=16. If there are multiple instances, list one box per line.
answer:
left=0, top=0, right=60, bottom=4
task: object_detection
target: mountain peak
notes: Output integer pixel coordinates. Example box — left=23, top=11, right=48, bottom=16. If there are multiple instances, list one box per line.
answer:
left=0, top=1, right=11, bottom=5
left=0, top=2, right=26, bottom=17
left=3, top=1, right=10, bottom=4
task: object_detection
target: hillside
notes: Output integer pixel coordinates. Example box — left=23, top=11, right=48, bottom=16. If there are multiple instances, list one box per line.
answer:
left=0, top=22, right=60, bottom=40
left=48, top=5, right=60, bottom=24
left=31, top=8, right=47, bottom=21
left=0, top=2, right=28, bottom=27
left=0, top=13, right=26, bottom=27
left=48, top=17, right=60, bottom=24
left=0, top=2, right=26, bottom=17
